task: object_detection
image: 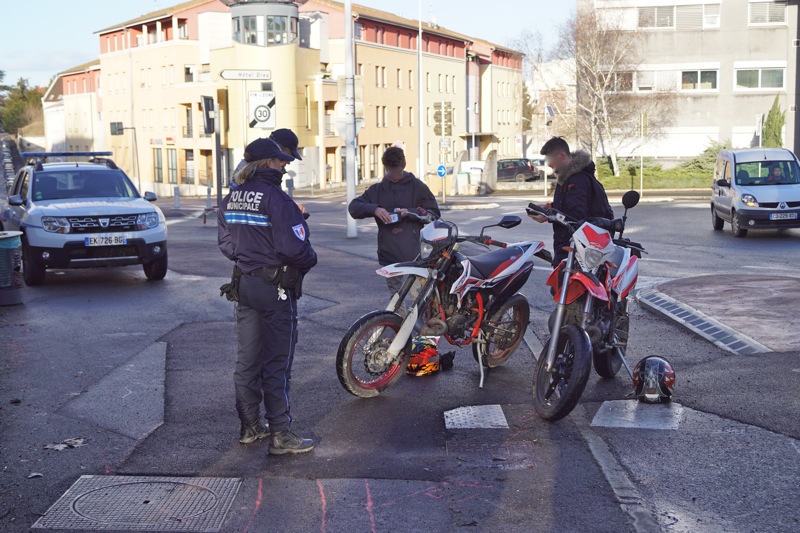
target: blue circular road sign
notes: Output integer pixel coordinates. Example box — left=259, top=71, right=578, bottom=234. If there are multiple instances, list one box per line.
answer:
left=437, top=164, right=447, bottom=178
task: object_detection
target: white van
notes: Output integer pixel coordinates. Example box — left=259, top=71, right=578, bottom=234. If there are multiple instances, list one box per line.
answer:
left=711, top=148, right=800, bottom=237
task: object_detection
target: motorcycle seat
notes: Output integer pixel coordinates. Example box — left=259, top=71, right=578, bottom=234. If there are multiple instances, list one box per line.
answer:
left=468, top=245, right=527, bottom=279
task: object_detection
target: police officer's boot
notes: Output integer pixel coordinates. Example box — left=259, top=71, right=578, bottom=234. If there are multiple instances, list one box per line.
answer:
left=239, top=420, right=269, bottom=444
left=268, top=430, right=314, bottom=455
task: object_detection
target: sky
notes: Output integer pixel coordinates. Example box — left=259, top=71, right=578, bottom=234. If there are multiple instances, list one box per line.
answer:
left=0, top=0, right=572, bottom=88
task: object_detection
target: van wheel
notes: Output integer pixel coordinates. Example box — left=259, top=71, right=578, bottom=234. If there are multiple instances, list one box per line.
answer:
left=731, top=211, right=747, bottom=238
left=711, top=206, right=724, bottom=230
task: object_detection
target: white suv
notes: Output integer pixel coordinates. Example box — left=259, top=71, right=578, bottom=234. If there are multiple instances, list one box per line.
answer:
left=0, top=152, right=168, bottom=285
left=711, top=148, right=800, bottom=237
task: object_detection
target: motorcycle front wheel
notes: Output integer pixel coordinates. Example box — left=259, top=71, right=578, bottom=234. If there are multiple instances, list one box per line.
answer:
left=473, top=293, right=530, bottom=367
left=336, top=311, right=411, bottom=398
left=532, top=325, right=592, bottom=421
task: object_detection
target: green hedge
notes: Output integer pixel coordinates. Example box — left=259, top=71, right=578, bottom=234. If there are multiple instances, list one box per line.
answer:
left=594, top=140, right=730, bottom=190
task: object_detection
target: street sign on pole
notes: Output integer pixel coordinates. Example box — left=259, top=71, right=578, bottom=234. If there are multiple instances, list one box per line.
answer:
left=219, top=69, right=272, bottom=80
left=248, top=91, right=276, bottom=129
left=437, top=165, right=447, bottom=205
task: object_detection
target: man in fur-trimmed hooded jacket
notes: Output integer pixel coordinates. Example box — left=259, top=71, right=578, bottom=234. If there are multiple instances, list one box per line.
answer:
left=529, top=137, right=598, bottom=266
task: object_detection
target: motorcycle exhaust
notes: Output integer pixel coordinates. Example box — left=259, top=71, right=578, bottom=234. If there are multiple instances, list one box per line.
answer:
left=586, top=325, right=603, bottom=344
left=421, top=318, right=448, bottom=336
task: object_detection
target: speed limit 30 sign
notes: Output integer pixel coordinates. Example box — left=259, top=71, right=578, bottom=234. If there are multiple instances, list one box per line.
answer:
left=248, top=91, right=276, bottom=129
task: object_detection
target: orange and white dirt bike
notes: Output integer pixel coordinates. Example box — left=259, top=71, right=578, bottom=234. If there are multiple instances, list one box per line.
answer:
left=527, top=191, right=646, bottom=421
left=336, top=211, right=551, bottom=398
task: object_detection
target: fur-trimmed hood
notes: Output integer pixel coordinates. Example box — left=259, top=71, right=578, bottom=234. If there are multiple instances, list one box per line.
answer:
left=555, top=150, right=595, bottom=185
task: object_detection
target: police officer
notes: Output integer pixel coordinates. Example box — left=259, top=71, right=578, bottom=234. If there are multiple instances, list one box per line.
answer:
left=218, top=136, right=317, bottom=455
left=231, top=128, right=302, bottom=190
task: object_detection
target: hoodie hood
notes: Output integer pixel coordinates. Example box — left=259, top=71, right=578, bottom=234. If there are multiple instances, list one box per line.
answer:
left=555, top=151, right=595, bottom=185
left=383, top=170, right=416, bottom=185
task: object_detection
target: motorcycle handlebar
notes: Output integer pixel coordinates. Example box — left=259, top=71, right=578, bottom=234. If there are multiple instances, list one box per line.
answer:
left=460, top=235, right=507, bottom=248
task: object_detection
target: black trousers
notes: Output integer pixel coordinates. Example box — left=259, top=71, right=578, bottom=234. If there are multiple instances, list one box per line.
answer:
left=234, top=273, right=298, bottom=432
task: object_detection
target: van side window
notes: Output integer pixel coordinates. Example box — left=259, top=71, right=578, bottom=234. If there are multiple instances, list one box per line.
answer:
left=17, top=171, right=30, bottom=198
left=724, top=162, right=732, bottom=183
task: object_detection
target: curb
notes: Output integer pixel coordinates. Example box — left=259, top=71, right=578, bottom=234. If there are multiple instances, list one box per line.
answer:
left=636, top=289, right=770, bottom=355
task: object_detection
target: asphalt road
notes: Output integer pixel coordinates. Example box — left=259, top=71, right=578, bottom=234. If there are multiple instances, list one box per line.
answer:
left=1, top=193, right=799, bottom=532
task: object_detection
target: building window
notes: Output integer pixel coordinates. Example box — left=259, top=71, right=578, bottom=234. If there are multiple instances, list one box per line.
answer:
left=376, top=106, right=381, bottom=127
left=703, top=4, right=720, bottom=28
left=397, top=106, right=402, bottom=127
left=409, top=106, right=414, bottom=127
left=153, top=149, right=163, bottom=182
left=612, top=72, right=633, bottom=92
left=354, top=22, right=363, bottom=40
left=184, top=65, right=194, bottom=83
left=426, top=107, right=431, bottom=127
left=383, top=106, right=388, bottom=127
left=377, top=27, right=384, bottom=44
left=232, top=18, right=242, bottom=43
left=438, top=74, right=443, bottom=93
left=426, top=72, right=431, bottom=92
left=167, top=149, right=177, bottom=184
left=382, top=67, right=387, bottom=88
left=409, top=70, right=414, bottom=90
left=736, top=68, right=785, bottom=90
left=749, top=2, right=787, bottom=25
left=638, top=6, right=675, bottom=29
left=636, top=71, right=655, bottom=92
left=397, top=68, right=402, bottom=89
left=267, top=15, right=289, bottom=45
left=243, top=15, right=265, bottom=46
left=426, top=142, right=432, bottom=165
left=681, top=70, right=717, bottom=90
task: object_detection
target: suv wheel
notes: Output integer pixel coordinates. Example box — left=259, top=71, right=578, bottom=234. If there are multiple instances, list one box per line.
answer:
left=143, top=252, right=168, bottom=281
left=711, top=205, right=724, bottom=230
left=731, top=211, right=748, bottom=238
left=515, top=173, right=526, bottom=183
left=22, top=239, right=46, bottom=286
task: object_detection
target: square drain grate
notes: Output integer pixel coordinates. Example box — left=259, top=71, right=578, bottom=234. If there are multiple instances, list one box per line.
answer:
left=32, top=475, right=242, bottom=532
left=444, top=405, right=509, bottom=429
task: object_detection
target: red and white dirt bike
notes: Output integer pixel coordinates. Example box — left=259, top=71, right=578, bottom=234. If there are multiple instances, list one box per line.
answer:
left=527, top=190, right=646, bottom=421
left=336, top=212, right=551, bottom=398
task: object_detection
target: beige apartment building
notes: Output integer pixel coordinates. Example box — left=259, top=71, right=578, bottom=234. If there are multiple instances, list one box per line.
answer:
left=43, top=0, right=523, bottom=196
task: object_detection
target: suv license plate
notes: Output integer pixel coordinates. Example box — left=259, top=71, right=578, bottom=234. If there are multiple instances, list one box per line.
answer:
left=85, top=235, right=128, bottom=246
left=770, top=213, right=798, bottom=220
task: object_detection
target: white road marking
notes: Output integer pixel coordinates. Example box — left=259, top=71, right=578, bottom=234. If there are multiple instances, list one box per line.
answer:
left=742, top=265, right=797, bottom=272
left=641, top=258, right=680, bottom=263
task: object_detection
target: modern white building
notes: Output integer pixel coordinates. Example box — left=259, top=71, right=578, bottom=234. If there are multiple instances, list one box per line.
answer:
left=585, top=0, right=799, bottom=159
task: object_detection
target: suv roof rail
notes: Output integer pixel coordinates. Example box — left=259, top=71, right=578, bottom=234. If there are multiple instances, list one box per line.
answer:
left=21, top=151, right=113, bottom=159
left=88, top=157, right=118, bottom=169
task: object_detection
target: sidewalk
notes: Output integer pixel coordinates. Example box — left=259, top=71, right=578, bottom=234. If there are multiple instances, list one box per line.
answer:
left=637, top=274, right=800, bottom=354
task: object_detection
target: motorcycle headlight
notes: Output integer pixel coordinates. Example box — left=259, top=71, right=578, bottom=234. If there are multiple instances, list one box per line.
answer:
left=136, top=212, right=160, bottom=230
left=581, top=248, right=605, bottom=271
left=41, top=216, right=71, bottom=233
left=420, top=241, right=433, bottom=259
left=741, top=194, right=758, bottom=208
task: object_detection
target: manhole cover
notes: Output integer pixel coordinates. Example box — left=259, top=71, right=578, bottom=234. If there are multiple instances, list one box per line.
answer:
left=444, top=405, right=509, bottom=429
left=33, top=476, right=241, bottom=532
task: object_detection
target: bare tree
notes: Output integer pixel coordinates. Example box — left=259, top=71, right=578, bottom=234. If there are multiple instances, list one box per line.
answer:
left=557, top=7, right=676, bottom=176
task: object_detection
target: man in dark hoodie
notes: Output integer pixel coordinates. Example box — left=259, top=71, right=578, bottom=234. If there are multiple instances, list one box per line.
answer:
left=529, top=137, right=599, bottom=266
left=348, top=146, right=440, bottom=296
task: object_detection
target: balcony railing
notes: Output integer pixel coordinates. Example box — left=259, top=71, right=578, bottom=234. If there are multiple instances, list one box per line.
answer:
left=182, top=126, right=193, bottom=138
left=180, top=169, right=195, bottom=184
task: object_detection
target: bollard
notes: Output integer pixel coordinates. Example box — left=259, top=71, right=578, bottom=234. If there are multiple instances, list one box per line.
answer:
left=173, top=186, right=180, bottom=209
left=285, top=178, right=294, bottom=198
left=206, top=186, right=212, bottom=209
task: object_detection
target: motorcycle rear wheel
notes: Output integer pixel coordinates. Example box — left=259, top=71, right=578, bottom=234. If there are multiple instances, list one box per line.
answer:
left=532, top=325, right=591, bottom=421
left=336, top=311, right=411, bottom=398
left=593, top=303, right=629, bottom=379
left=473, top=294, right=529, bottom=367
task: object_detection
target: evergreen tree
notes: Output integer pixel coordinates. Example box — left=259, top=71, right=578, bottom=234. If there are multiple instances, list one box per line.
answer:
left=763, top=95, right=785, bottom=148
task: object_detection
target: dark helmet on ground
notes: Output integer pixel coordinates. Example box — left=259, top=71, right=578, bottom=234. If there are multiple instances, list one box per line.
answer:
left=269, top=128, right=302, bottom=160
left=632, top=356, right=675, bottom=403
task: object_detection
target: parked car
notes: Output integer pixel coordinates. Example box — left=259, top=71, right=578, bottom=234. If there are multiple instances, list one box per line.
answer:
left=711, top=148, right=800, bottom=237
left=496, top=158, right=539, bottom=182
left=530, top=158, right=554, bottom=178
left=0, top=152, right=168, bottom=285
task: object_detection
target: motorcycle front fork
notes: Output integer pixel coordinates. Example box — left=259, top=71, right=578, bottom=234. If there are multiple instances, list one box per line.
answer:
left=545, top=250, right=576, bottom=372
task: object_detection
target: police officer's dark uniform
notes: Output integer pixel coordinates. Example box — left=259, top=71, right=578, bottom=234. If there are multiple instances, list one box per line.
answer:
left=218, top=137, right=317, bottom=455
